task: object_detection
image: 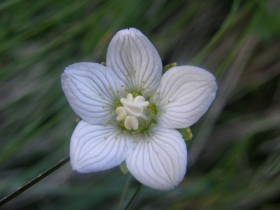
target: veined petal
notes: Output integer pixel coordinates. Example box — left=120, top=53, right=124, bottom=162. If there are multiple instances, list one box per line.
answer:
left=70, top=121, right=135, bottom=173
left=106, top=28, right=162, bottom=97
left=126, top=127, right=187, bottom=190
left=153, top=66, right=217, bottom=129
left=61, top=62, right=124, bottom=125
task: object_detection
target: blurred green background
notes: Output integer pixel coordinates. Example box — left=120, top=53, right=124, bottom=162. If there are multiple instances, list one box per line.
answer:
left=1, top=0, right=280, bottom=209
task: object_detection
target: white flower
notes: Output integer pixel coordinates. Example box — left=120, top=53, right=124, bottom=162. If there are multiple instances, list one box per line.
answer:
left=61, top=28, right=217, bottom=190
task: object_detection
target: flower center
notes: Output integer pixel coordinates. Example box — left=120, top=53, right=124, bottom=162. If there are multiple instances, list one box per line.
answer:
left=116, top=93, right=149, bottom=130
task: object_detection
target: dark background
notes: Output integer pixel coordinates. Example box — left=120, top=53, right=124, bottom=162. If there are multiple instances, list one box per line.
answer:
left=0, top=0, right=280, bottom=209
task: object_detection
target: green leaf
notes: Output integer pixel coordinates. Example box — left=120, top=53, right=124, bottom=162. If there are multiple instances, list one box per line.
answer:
left=185, top=128, right=193, bottom=141
left=163, top=63, right=177, bottom=73
left=119, top=161, right=128, bottom=175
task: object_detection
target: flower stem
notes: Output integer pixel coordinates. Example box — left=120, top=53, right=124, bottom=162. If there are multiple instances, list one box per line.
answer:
left=117, top=173, right=132, bottom=210
left=0, top=156, right=70, bottom=206
left=124, top=183, right=143, bottom=210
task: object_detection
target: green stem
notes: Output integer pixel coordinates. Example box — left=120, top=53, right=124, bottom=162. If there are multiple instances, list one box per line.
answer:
left=117, top=173, right=132, bottom=210
left=124, top=183, right=143, bottom=210
left=190, top=0, right=242, bottom=65
left=0, top=156, right=70, bottom=206
left=215, top=9, right=259, bottom=77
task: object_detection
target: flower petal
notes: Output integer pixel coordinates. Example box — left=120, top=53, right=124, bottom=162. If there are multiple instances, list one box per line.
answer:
left=106, top=28, right=162, bottom=97
left=61, top=62, right=124, bottom=125
left=153, top=66, right=217, bottom=129
left=70, top=120, right=135, bottom=173
left=126, top=127, right=187, bottom=190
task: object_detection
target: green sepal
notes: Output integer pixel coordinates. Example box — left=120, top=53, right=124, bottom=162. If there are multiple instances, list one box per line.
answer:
left=119, top=161, right=128, bottom=175
left=163, top=63, right=177, bottom=73
left=75, top=117, right=81, bottom=123
left=185, top=127, right=193, bottom=141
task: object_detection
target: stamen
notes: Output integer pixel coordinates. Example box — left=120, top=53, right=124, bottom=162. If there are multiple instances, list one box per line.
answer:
left=124, top=116, right=138, bottom=130
left=116, top=107, right=127, bottom=121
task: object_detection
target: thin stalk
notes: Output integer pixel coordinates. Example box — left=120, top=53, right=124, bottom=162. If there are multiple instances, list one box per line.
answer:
left=0, top=156, right=70, bottom=206
left=215, top=9, right=259, bottom=77
left=116, top=173, right=132, bottom=210
left=190, top=0, right=242, bottom=65
left=124, top=183, right=143, bottom=210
